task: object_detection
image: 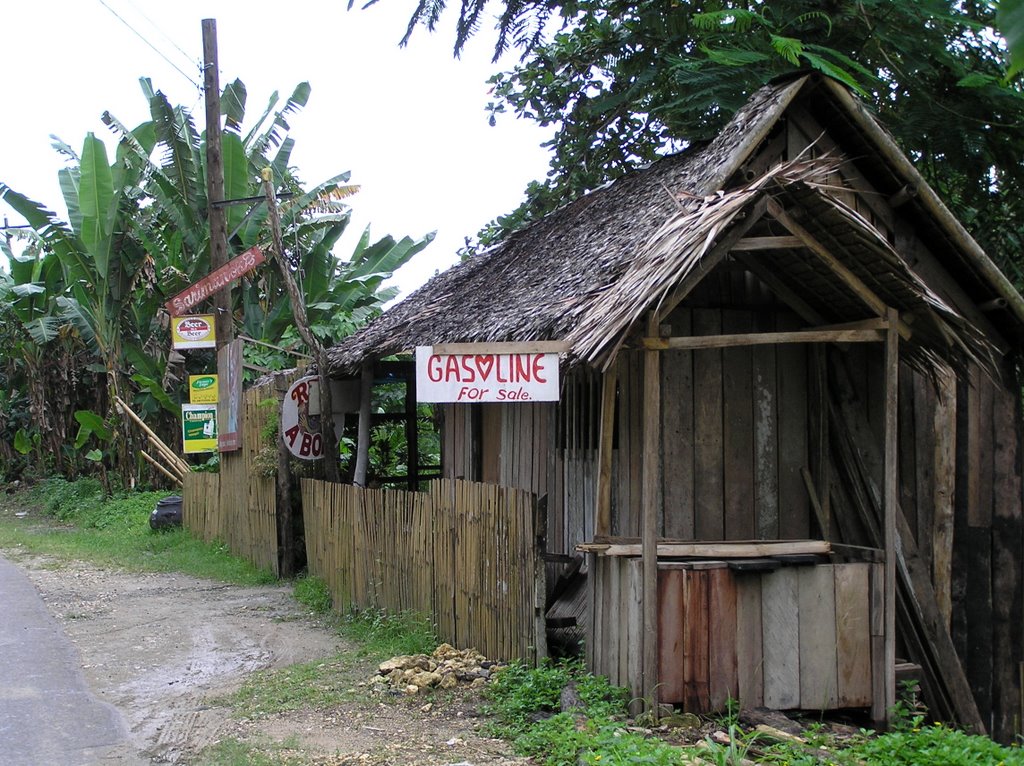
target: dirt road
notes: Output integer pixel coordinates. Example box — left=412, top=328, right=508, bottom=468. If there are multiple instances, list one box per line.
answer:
left=3, top=553, right=524, bottom=765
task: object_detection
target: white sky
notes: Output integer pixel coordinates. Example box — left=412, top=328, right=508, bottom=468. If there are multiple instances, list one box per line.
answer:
left=1, top=1, right=553, bottom=297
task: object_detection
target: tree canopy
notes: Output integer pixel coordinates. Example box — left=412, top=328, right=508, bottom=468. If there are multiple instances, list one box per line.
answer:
left=401, top=0, right=1024, bottom=279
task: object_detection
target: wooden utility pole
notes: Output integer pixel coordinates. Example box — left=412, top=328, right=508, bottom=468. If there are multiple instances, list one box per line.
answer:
left=202, top=18, right=232, bottom=348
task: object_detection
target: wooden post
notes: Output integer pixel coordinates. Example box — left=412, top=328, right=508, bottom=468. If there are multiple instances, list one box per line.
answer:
left=275, top=374, right=295, bottom=576
left=596, top=360, right=618, bottom=538
left=883, top=307, right=899, bottom=726
left=202, top=19, right=232, bottom=349
left=353, top=362, right=374, bottom=487
left=642, top=314, right=661, bottom=714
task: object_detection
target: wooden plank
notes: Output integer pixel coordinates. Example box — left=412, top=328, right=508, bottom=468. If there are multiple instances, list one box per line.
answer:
left=723, top=310, right=755, bottom=539
left=753, top=311, right=779, bottom=539
left=991, top=369, right=1024, bottom=742
left=595, top=362, right=618, bottom=537
left=835, top=563, right=872, bottom=707
left=932, top=368, right=956, bottom=630
left=684, top=570, right=711, bottom=712
left=642, top=313, right=662, bottom=713
left=578, top=540, right=831, bottom=557
left=708, top=567, right=739, bottom=709
left=732, top=235, right=805, bottom=250
left=735, top=574, right=764, bottom=707
left=662, top=309, right=695, bottom=539
left=627, top=558, right=645, bottom=711
left=777, top=313, right=809, bottom=539
left=658, top=567, right=687, bottom=703
left=798, top=565, right=838, bottom=709
left=430, top=340, right=570, bottom=355
left=883, top=307, right=899, bottom=725
left=641, top=328, right=884, bottom=350
left=762, top=567, right=801, bottom=709
left=694, top=309, right=725, bottom=539
left=606, top=557, right=621, bottom=685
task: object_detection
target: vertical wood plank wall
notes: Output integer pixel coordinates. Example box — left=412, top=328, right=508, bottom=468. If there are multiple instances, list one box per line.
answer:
left=182, top=376, right=283, bottom=575
left=300, top=477, right=544, bottom=663
left=591, top=557, right=876, bottom=713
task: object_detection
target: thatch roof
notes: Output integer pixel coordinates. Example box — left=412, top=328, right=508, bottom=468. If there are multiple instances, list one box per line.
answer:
left=327, top=74, right=1019, bottom=377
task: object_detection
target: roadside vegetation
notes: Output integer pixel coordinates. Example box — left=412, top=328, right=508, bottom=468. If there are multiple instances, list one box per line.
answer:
left=4, top=480, right=1021, bottom=765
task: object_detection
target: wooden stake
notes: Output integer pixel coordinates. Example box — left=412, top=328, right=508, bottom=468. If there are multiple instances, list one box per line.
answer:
left=596, top=360, right=618, bottom=538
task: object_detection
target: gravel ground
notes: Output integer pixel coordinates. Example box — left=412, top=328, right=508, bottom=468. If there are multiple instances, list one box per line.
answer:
left=2, top=550, right=526, bottom=765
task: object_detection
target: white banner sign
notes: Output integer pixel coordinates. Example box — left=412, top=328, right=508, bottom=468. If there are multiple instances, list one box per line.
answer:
left=415, top=346, right=560, bottom=403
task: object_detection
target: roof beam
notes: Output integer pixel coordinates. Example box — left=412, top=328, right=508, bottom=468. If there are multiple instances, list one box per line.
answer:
left=732, top=251, right=827, bottom=325
left=766, top=198, right=913, bottom=340
left=732, top=235, right=804, bottom=251
left=640, top=327, right=885, bottom=351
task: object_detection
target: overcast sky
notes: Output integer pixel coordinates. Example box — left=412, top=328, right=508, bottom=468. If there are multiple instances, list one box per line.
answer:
left=1, top=1, right=553, bottom=297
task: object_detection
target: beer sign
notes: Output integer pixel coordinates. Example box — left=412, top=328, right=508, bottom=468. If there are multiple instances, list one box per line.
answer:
left=171, top=315, right=217, bottom=350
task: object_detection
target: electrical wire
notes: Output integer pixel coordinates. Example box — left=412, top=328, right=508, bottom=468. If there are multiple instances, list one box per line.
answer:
left=95, top=0, right=202, bottom=90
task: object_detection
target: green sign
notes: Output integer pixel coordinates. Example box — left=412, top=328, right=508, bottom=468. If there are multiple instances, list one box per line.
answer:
left=181, top=404, right=218, bottom=453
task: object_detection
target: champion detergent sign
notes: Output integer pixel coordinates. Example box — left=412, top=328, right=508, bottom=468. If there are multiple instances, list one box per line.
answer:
left=181, top=403, right=218, bottom=453
left=171, top=315, right=216, bottom=349
left=415, top=346, right=560, bottom=403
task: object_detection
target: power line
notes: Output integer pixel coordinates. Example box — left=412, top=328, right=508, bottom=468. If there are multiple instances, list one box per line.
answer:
left=95, top=0, right=202, bottom=90
left=120, top=0, right=197, bottom=67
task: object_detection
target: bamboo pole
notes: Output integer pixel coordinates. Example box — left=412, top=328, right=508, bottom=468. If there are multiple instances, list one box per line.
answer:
left=115, top=396, right=190, bottom=475
left=140, top=450, right=182, bottom=485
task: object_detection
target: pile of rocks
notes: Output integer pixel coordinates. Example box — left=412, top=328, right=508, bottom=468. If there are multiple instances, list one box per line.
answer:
left=369, top=643, right=504, bottom=695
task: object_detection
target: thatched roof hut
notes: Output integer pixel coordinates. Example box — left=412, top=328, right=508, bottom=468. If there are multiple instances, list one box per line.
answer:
left=324, top=73, right=1024, bottom=743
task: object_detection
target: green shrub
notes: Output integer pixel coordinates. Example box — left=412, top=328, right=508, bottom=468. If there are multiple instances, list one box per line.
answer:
left=338, top=608, right=437, bottom=659
left=485, top=660, right=628, bottom=739
left=293, top=576, right=333, bottom=614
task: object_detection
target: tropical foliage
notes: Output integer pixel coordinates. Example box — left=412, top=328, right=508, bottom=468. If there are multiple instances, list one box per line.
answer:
left=400, top=0, right=1024, bottom=283
left=0, top=78, right=431, bottom=485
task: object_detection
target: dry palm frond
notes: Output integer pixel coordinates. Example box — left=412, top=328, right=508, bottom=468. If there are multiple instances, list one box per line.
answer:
left=566, top=157, right=838, bottom=367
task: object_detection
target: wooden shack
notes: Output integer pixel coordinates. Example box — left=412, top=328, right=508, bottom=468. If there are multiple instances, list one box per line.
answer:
left=327, top=73, right=1024, bottom=741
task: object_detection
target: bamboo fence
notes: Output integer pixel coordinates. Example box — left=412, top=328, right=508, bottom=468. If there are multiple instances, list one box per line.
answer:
left=301, top=477, right=545, bottom=663
left=182, top=377, right=282, bottom=575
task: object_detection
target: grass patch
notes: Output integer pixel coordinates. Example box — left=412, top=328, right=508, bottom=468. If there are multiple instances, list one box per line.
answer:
left=221, top=655, right=360, bottom=718
left=199, top=735, right=309, bottom=766
left=336, top=607, right=438, bottom=660
left=293, top=575, right=333, bottom=614
left=0, top=478, right=275, bottom=586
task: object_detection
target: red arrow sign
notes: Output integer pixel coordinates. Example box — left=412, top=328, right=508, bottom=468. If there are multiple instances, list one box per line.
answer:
left=164, top=246, right=266, bottom=316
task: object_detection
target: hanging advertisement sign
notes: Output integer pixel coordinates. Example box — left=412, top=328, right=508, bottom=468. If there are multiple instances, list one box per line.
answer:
left=188, top=374, right=219, bottom=404
left=281, top=376, right=325, bottom=460
left=171, top=315, right=217, bottom=349
left=415, top=346, right=561, bottom=403
left=217, top=339, right=243, bottom=452
left=181, top=403, right=218, bottom=453
left=164, top=245, right=266, bottom=316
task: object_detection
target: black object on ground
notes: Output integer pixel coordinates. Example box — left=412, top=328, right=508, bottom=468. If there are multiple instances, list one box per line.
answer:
left=149, top=495, right=183, bottom=530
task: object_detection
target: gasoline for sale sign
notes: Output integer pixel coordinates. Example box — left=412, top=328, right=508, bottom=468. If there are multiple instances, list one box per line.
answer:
left=171, top=315, right=217, bottom=350
left=188, top=374, right=219, bottom=404
left=181, top=403, right=218, bottom=453
left=415, top=346, right=560, bottom=403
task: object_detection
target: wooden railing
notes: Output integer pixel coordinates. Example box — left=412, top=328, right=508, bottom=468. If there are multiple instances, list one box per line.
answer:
left=301, top=478, right=547, bottom=663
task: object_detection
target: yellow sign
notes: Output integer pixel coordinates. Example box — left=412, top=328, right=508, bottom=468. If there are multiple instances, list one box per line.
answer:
left=171, top=314, right=217, bottom=349
left=189, top=374, right=219, bottom=404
